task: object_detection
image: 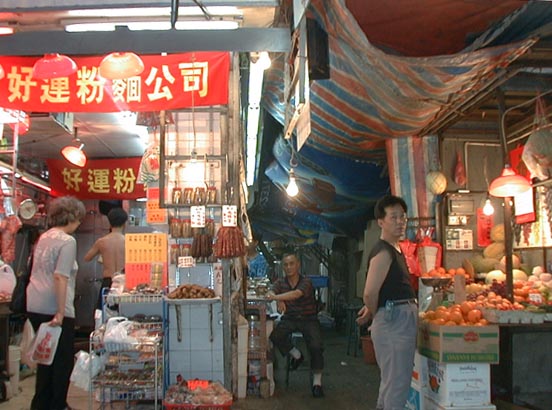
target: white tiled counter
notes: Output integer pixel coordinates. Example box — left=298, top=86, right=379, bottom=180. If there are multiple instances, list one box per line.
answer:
left=164, top=298, right=224, bottom=387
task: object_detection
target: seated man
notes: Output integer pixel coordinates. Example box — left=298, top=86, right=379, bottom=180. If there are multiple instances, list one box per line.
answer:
left=267, top=251, right=324, bottom=398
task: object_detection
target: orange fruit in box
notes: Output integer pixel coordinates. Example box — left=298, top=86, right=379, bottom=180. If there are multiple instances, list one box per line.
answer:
left=460, top=301, right=475, bottom=315
left=435, top=310, right=451, bottom=322
left=467, top=309, right=482, bottom=323
left=449, top=310, right=463, bottom=325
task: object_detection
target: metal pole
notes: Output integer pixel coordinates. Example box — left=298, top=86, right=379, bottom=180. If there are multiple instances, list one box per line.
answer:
left=496, top=89, right=514, bottom=302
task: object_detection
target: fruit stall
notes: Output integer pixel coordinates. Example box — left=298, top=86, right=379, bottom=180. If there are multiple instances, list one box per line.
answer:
left=411, top=254, right=552, bottom=410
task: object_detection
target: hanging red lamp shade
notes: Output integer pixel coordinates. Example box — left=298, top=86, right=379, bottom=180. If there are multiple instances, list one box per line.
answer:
left=0, top=64, right=4, bottom=80
left=32, top=53, right=78, bottom=79
left=99, top=52, right=145, bottom=80
left=61, top=142, right=87, bottom=167
left=488, top=165, right=532, bottom=198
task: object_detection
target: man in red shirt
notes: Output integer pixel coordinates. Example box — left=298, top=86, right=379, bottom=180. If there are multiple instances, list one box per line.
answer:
left=268, top=251, right=324, bottom=398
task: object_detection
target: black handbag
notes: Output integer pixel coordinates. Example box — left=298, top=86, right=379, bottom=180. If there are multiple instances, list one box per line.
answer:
left=9, top=254, right=32, bottom=314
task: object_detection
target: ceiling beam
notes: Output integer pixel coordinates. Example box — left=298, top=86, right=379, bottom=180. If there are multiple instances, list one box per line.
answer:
left=0, top=27, right=290, bottom=55
left=0, top=0, right=279, bottom=11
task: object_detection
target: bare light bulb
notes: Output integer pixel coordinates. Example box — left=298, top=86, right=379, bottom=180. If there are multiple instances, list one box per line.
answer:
left=258, top=52, right=271, bottom=70
left=286, top=169, right=299, bottom=197
left=483, top=198, right=494, bottom=216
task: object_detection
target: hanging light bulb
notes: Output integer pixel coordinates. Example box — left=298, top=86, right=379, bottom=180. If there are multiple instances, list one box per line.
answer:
left=257, top=52, right=271, bottom=70
left=286, top=169, right=299, bottom=197
left=99, top=52, right=145, bottom=80
left=32, top=53, right=78, bottom=79
left=483, top=197, right=494, bottom=216
left=0, top=64, right=4, bottom=80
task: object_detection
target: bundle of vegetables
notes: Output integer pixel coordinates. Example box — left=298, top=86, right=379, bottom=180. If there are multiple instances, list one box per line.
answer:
left=213, top=226, right=246, bottom=258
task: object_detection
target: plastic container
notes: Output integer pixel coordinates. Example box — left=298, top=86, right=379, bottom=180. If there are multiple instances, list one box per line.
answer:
left=248, top=315, right=261, bottom=350
left=8, top=345, right=20, bottom=395
left=361, top=335, right=376, bottom=365
left=150, top=262, right=163, bottom=289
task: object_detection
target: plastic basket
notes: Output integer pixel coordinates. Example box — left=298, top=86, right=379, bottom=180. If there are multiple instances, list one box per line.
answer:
left=163, top=401, right=232, bottom=409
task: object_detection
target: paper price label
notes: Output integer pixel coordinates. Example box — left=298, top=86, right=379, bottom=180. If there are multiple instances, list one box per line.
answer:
left=222, top=205, right=238, bottom=227
left=528, top=292, right=543, bottom=305
left=178, top=256, right=195, bottom=268
left=190, top=206, right=206, bottom=227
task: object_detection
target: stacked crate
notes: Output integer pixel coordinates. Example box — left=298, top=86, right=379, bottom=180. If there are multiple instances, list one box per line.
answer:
left=412, top=322, right=501, bottom=410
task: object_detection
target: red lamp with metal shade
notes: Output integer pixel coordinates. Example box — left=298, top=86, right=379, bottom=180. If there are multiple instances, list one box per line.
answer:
left=62, top=129, right=87, bottom=167
left=32, top=53, right=78, bottom=79
left=99, top=52, right=145, bottom=80
left=61, top=142, right=87, bottom=167
left=488, top=164, right=532, bottom=198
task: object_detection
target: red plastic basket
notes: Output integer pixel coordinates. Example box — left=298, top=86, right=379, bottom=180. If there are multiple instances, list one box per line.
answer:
left=163, top=401, right=232, bottom=410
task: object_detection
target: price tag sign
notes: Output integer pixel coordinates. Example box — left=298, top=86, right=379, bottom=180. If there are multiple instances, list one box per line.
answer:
left=190, top=206, right=206, bottom=227
left=178, top=256, right=195, bottom=268
left=528, top=292, right=543, bottom=305
left=146, top=187, right=168, bottom=225
left=222, top=205, right=238, bottom=227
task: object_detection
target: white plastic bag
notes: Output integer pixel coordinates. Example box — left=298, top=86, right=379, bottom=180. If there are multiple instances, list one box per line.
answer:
left=70, top=350, right=103, bottom=391
left=19, top=319, right=36, bottom=370
left=30, top=323, right=62, bottom=365
left=103, top=317, right=137, bottom=351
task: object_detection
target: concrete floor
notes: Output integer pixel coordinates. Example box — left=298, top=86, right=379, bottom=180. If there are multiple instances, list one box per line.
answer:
left=0, top=327, right=381, bottom=410
left=3, top=326, right=548, bottom=410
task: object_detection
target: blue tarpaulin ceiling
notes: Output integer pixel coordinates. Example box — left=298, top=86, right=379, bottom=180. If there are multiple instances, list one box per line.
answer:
left=248, top=0, right=552, bottom=243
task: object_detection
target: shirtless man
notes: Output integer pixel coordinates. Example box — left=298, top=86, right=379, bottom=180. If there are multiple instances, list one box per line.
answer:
left=84, top=207, right=128, bottom=308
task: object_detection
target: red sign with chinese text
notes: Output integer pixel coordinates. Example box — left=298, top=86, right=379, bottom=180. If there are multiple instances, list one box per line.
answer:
left=0, top=52, right=229, bottom=112
left=47, top=158, right=146, bottom=199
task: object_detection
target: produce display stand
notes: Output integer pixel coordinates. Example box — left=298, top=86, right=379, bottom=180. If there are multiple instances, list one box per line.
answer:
left=89, top=320, right=163, bottom=410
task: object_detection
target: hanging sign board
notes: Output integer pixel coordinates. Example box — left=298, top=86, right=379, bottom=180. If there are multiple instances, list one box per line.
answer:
left=47, top=157, right=146, bottom=199
left=0, top=52, right=230, bottom=112
left=222, top=205, right=238, bottom=227
left=190, top=205, right=206, bottom=228
left=146, top=186, right=168, bottom=225
left=125, top=233, right=168, bottom=289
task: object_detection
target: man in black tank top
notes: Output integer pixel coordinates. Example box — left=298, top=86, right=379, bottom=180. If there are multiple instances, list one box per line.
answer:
left=356, top=195, right=418, bottom=410
left=268, top=251, right=324, bottom=398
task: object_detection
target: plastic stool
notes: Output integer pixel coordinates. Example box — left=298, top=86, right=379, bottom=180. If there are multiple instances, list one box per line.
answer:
left=345, top=305, right=362, bottom=356
left=285, top=331, right=304, bottom=387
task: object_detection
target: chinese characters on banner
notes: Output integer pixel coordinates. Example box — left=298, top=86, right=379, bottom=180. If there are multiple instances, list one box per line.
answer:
left=0, top=52, right=230, bottom=112
left=47, top=158, right=146, bottom=199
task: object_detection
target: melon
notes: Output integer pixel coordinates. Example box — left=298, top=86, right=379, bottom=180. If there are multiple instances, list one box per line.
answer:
left=513, top=269, right=528, bottom=282
left=483, top=242, right=505, bottom=260
left=490, top=224, right=505, bottom=242
left=485, top=269, right=506, bottom=284
left=471, top=254, right=500, bottom=273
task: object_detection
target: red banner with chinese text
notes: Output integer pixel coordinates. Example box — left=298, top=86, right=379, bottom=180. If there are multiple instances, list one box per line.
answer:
left=0, top=52, right=229, bottom=112
left=47, top=158, right=146, bottom=199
